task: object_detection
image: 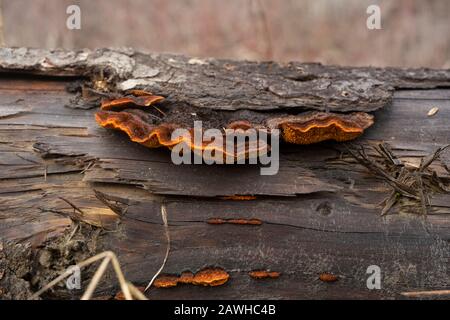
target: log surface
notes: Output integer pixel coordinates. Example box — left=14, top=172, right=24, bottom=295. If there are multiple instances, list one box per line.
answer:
left=0, top=49, right=449, bottom=300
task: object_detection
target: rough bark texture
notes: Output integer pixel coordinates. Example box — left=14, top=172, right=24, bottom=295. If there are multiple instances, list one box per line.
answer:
left=0, top=48, right=449, bottom=299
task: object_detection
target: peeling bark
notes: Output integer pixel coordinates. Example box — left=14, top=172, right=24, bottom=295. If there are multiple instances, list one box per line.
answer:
left=1, top=48, right=450, bottom=112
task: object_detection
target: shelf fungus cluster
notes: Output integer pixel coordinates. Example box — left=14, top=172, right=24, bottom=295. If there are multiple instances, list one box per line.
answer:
left=95, top=90, right=375, bottom=161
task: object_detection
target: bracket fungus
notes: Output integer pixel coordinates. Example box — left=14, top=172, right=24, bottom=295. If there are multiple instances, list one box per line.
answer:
left=6, top=48, right=450, bottom=161
left=95, top=90, right=375, bottom=160
left=266, top=112, right=374, bottom=145
left=100, top=90, right=165, bottom=111
left=96, top=110, right=180, bottom=148
left=95, top=110, right=270, bottom=160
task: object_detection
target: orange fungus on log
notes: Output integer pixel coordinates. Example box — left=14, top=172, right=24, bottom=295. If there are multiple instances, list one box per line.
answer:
left=95, top=89, right=375, bottom=160
left=95, top=110, right=269, bottom=160
left=100, top=90, right=164, bottom=111
left=319, top=273, right=339, bottom=282
left=266, top=112, right=374, bottom=144
left=95, top=110, right=179, bottom=148
left=249, top=270, right=280, bottom=279
left=153, top=268, right=229, bottom=288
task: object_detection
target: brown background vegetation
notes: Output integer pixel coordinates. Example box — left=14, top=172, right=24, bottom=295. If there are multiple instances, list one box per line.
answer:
left=1, top=0, right=449, bottom=67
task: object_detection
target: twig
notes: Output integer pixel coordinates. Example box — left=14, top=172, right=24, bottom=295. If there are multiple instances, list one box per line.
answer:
left=65, top=222, right=80, bottom=244
left=145, top=203, right=170, bottom=292
left=375, top=143, right=403, bottom=167
left=415, top=173, right=429, bottom=216
left=94, top=189, right=127, bottom=216
left=420, top=144, right=450, bottom=172
left=80, top=160, right=95, bottom=174
left=127, top=282, right=147, bottom=300
left=57, top=197, right=94, bottom=225
left=346, top=145, right=418, bottom=199
left=381, top=190, right=398, bottom=216
left=345, top=143, right=450, bottom=216
left=152, top=105, right=166, bottom=117
left=401, top=289, right=450, bottom=298
left=81, top=256, right=111, bottom=300
left=31, top=251, right=142, bottom=300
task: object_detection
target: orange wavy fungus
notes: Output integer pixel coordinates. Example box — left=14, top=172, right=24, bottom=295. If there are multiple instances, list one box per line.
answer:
left=266, top=112, right=374, bottom=145
left=100, top=90, right=164, bottom=111
left=95, top=91, right=374, bottom=158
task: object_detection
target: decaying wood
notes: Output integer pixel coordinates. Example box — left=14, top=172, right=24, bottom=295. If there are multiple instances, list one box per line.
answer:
left=0, top=48, right=449, bottom=300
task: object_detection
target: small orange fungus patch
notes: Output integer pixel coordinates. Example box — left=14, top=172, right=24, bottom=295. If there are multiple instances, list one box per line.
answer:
left=100, top=90, right=164, bottom=111
left=319, top=273, right=339, bottom=283
left=153, top=268, right=229, bottom=288
left=249, top=270, right=280, bottom=279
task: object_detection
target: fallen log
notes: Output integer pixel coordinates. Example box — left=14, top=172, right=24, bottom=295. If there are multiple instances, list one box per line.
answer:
left=0, top=48, right=449, bottom=299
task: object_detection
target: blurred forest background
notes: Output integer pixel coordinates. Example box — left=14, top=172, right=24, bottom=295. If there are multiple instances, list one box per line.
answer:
left=0, top=0, right=449, bottom=67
